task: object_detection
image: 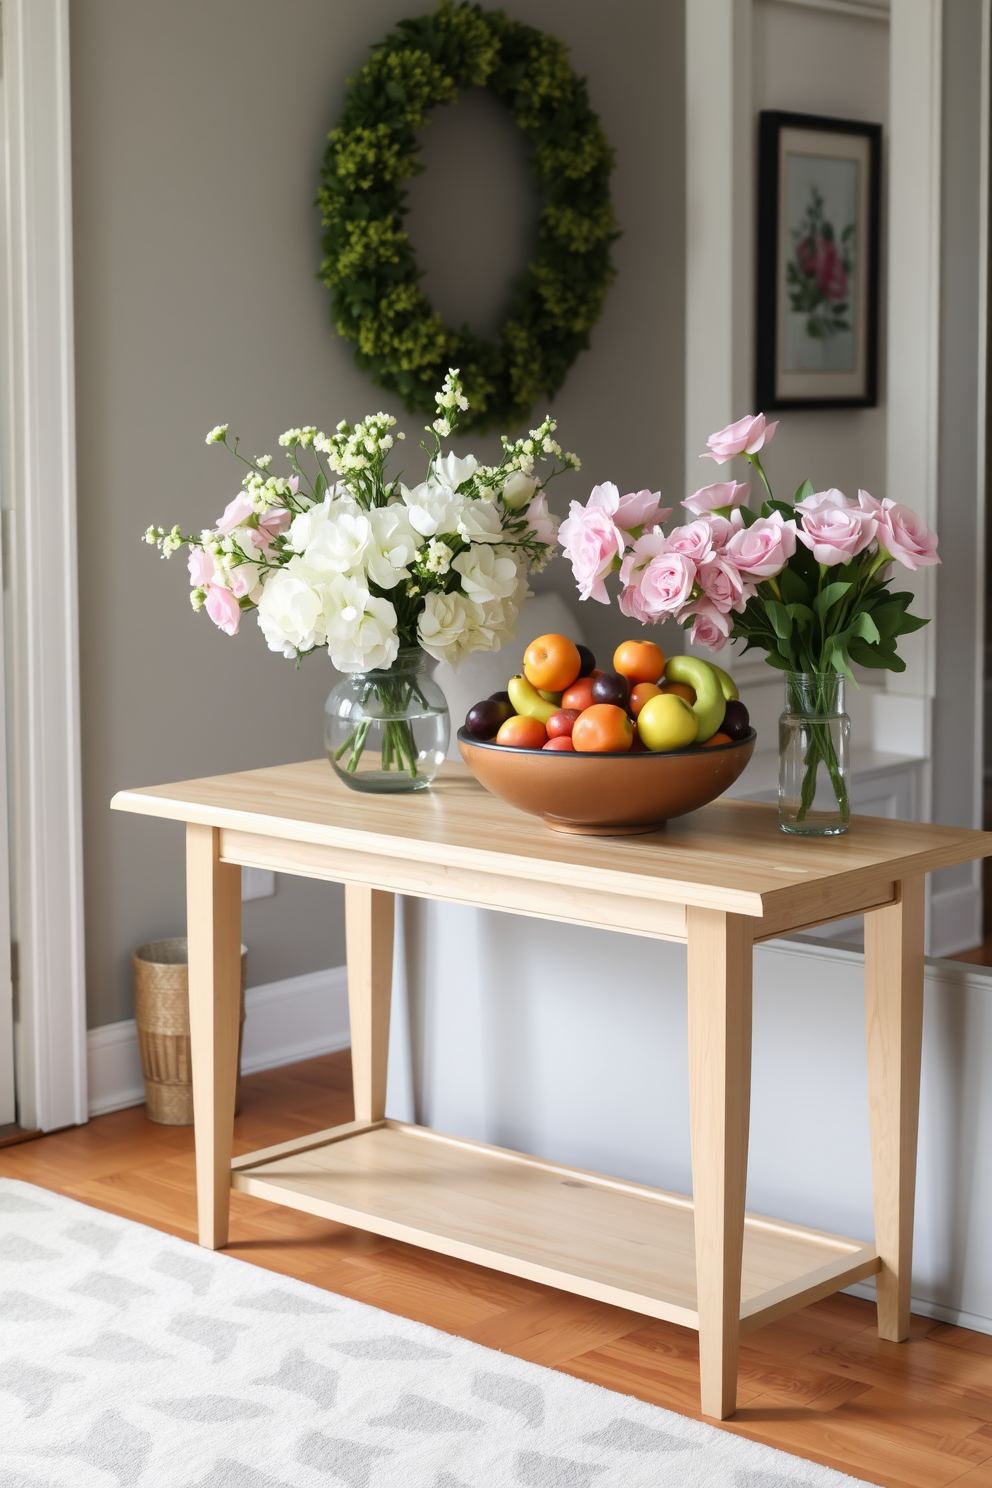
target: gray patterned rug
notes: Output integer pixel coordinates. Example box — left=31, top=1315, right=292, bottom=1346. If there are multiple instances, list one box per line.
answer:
left=0, top=1179, right=876, bottom=1488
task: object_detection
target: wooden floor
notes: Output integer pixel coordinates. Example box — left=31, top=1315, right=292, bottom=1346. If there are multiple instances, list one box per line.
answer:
left=2, top=1053, right=990, bottom=1488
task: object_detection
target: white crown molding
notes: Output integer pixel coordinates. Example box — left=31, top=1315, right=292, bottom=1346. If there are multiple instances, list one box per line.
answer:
left=766, top=0, right=890, bottom=20
left=1, top=0, right=87, bottom=1129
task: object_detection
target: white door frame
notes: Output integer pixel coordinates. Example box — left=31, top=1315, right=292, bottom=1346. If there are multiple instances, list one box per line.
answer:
left=1, top=0, right=87, bottom=1130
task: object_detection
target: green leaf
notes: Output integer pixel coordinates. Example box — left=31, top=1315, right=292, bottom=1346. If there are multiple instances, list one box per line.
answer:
left=852, top=611, right=880, bottom=645
left=813, top=582, right=851, bottom=624
left=779, top=567, right=811, bottom=606
left=765, top=599, right=793, bottom=641
left=794, top=479, right=815, bottom=503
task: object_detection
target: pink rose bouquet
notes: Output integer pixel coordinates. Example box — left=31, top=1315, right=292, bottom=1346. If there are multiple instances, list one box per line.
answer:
left=558, top=411, right=936, bottom=680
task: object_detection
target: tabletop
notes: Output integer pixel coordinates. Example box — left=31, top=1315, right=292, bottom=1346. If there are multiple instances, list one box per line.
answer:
left=111, top=759, right=992, bottom=924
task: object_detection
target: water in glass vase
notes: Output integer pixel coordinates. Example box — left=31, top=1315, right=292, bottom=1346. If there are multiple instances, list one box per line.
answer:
left=779, top=671, right=851, bottom=835
left=324, top=648, right=450, bottom=793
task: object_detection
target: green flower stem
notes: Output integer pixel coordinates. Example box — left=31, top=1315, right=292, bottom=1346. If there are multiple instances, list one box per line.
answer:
left=793, top=673, right=849, bottom=824
left=747, top=451, right=775, bottom=505
left=337, top=675, right=423, bottom=779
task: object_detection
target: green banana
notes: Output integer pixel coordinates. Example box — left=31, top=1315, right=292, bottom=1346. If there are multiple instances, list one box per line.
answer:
left=709, top=662, right=739, bottom=702
left=508, top=674, right=558, bottom=725
left=664, top=655, right=727, bottom=742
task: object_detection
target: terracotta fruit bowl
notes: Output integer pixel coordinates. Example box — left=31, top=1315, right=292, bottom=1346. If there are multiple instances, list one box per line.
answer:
left=457, top=728, right=757, bottom=835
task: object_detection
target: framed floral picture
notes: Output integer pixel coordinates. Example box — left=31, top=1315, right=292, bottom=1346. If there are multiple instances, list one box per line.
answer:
left=756, top=111, right=882, bottom=409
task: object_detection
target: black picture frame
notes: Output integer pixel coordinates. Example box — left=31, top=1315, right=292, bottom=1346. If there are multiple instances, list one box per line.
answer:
left=756, top=111, right=882, bottom=410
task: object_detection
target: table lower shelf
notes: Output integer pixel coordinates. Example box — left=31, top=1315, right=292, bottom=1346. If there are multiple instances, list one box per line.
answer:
left=231, top=1120, right=879, bottom=1332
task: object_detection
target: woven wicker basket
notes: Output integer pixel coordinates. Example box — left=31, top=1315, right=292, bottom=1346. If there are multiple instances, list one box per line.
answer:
left=132, top=937, right=247, bottom=1126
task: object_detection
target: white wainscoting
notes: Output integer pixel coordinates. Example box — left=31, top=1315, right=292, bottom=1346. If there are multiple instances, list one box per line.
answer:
left=87, top=966, right=350, bottom=1118
left=386, top=903, right=992, bottom=1336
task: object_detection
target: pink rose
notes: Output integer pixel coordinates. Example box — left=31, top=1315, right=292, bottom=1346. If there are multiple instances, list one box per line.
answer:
left=682, top=481, right=750, bottom=515
left=188, top=548, right=216, bottom=587
left=796, top=487, right=851, bottom=512
left=615, top=488, right=671, bottom=535
left=796, top=489, right=876, bottom=566
left=798, top=235, right=848, bottom=302
left=619, top=550, right=696, bottom=623
left=559, top=484, right=626, bottom=603
left=664, top=520, right=717, bottom=563
left=204, top=583, right=242, bottom=636
left=524, top=491, right=559, bottom=546
left=868, top=494, right=940, bottom=571
left=725, top=512, right=797, bottom=578
left=686, top=600, right=732, bottom=652
left=619, top=528, right=666, bottom=585
left=228, top=565, right=256, bottom=599
left=704, top=511, right=744, bottom=550
left=697, top=554, right=750, bottom=613
left=215, top=492, right=255, bottom=535
left=702, top=415, right=778, bottom=465
left=251, top=507, right=292, bottom=550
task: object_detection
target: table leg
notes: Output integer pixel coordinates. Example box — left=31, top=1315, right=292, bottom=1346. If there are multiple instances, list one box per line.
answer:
left=687, top=906, right=753, bottom=1420
left=345, top=885, right=394, bottom=1123
left=186, top=823, right=242, bottom=1249
left=864, top=874, right=925, bottom=1340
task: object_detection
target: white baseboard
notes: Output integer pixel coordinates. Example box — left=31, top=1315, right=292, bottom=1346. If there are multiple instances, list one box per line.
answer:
left=929, top=881, right=984, bottom=959
left=87, top=965, right=349, bottom=1118
left=845, top=1278, right=992, bottom=1337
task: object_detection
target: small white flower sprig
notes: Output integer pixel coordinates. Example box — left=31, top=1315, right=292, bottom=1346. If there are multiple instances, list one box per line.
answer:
left=144, top=369, right=580, bottom=675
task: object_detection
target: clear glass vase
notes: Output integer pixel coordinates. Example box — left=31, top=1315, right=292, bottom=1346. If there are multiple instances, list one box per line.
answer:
left=324, top=647, right=449, bottom=794
left=778, top=671, right=851, bottom=835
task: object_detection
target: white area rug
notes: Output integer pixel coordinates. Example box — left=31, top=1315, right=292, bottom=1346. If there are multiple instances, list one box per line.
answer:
left=0, top=1179, right=876, bottom=1488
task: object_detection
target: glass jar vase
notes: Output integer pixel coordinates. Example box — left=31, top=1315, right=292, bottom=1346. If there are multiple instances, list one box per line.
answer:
left=324, top=647, right=449, bottom=794
left=778, top=671, right=851, bottom=835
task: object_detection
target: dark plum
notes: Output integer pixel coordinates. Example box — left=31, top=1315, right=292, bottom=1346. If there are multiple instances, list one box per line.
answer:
left=590, top=671, right=630, bottom=709
left=465, top=699, right=513, bottom=740
left=488, top=690, right=512, bottom=705
left=576, top=644, right=596, bottom=678
left=721, top=699, right=751, bottom=741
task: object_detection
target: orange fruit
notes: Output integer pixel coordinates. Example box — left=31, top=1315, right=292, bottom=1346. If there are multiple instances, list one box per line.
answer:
left=496, top=715, right=547, bottom=749
left=523, top=634, right=582, bottom=693
left=613, top=639, right=665, bottom=684
left=661, top=680, right=696, bottom=705
left=572, top=704, right=633, bottom=753
left=562, top=675, right=597, bottom=712
left=701, top=731, right=732, bottom=747
left=630, top=682, right=663, bottom=716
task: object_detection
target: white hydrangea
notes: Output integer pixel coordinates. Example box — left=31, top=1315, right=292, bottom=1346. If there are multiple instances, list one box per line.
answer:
left=366, top=505, right=419, bottom=588
left=400, top=481, right=463, bottom=539
left=323, top=574, right=398, bottom=672
left=417, top=590, right=478, bottom=665
left=301, top=506, right=373, bottom=577
left=451, top=544, right=521, bottom=604
left=433, top=451, right=478, bottom=492
left=255, top=560, right=329, bottom=657
left=456, top=499, right=503, bottom=544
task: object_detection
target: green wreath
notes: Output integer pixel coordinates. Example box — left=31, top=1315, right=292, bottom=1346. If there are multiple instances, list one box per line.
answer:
left=317, top=1, right=618, bottom=432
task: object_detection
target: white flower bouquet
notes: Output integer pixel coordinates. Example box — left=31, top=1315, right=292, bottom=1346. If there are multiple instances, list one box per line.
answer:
left=146, top=370, right=577, bottom=783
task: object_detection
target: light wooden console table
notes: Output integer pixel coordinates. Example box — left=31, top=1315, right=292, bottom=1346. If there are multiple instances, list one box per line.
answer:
left=113, top=759, right=992, bottom=1419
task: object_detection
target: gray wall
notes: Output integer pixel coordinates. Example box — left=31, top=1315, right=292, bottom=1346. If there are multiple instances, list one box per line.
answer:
left=71, top=0, right=684, bottom=1027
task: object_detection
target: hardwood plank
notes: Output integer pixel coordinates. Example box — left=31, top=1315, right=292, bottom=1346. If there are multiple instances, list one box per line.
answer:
left=808, top=1332, right=992, bottom=1417
left=463, top=1294, right=644, bottom=1367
